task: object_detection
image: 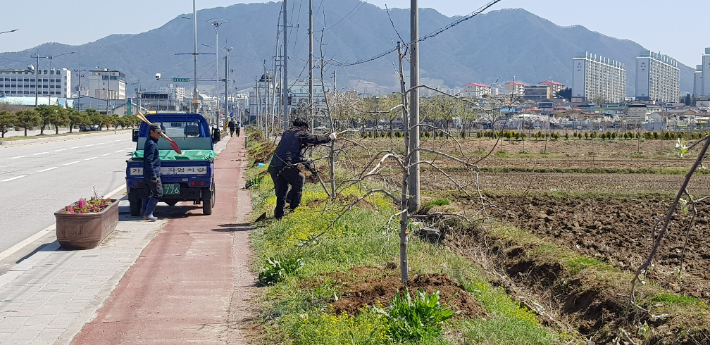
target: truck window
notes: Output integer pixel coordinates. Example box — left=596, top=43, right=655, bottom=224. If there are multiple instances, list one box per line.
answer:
left=155, top=121, right=203, bottom=138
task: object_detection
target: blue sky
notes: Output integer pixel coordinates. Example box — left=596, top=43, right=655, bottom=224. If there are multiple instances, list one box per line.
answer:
left=0, top=0, right=707, bottom=67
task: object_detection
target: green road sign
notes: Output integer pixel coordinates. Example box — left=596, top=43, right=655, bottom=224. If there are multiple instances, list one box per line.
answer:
left=173, top=78, right=190, bottom=82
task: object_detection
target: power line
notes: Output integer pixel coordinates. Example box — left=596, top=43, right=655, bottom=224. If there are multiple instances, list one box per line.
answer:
left=333, top=0, right=503, bottom=67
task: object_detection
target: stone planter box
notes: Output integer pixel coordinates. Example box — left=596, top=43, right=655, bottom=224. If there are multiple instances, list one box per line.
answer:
left=54, top=199, right=119, bottom=250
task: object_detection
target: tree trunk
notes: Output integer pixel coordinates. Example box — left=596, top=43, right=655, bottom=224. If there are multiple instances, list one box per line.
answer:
left=24, top=128, right=28, bottom=137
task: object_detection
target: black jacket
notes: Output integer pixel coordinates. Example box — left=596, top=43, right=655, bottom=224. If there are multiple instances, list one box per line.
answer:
left=269, top=128, right=331, bottom=168
left=143, top=136, right=161, bottom=180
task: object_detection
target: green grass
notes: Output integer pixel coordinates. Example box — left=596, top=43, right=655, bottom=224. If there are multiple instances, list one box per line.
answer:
left=248, top=164, right=570, bottom=344
left=650, top=293, right=703, bottom=306
left=564, top=257, right=614, bottom=275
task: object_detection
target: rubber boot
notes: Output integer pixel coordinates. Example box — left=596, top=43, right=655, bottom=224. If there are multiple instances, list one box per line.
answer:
left=143, top=197, right=160, bottom=221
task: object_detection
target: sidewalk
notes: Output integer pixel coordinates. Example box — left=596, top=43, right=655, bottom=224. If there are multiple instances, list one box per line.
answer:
left=0, top=134, right=257, bottom=344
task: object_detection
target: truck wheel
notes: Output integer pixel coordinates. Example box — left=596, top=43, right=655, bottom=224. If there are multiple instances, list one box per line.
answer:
left=130, top=199, right=142, bottom=216
left=203, top=185, right=215, bottom=215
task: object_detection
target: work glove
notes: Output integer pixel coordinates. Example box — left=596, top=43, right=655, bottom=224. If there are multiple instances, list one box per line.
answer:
left=329, top=132, right=337, bottom=140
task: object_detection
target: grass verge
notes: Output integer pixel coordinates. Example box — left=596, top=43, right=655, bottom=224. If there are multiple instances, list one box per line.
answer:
left=245, top=162, right=575, bottom=344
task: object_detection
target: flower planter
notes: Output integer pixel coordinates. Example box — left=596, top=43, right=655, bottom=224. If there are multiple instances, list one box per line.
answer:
left=54, top=199, right=119, bottom=250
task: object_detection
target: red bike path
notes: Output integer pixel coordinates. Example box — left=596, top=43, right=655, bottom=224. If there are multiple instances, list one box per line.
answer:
left=71, top=135, right=257, bottom=344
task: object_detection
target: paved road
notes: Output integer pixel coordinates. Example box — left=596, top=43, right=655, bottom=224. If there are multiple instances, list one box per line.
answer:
left=0, top=132, right=135, bottom=253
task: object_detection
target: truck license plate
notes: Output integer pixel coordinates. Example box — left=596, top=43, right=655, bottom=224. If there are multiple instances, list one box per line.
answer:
left=163, top=184, right=180, bottom=195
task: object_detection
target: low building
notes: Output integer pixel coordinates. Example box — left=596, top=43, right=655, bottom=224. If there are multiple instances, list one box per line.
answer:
left=504, top=81, right=525, bottom=96
left=625, top=103, right=648, bottom=122
left=462, top=83, right=491, bottom=98
left=538, top=80, right=565, bottom=95
left=88, top=69, right=126, bottom=100
left=0, top=68, right=72, bottom=99
left=523, top=85, right=551, bottom=101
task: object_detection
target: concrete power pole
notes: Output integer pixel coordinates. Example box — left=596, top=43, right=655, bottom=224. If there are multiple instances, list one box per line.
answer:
left=192, top=0, right=198, bottom=114
left=309, top=0, right=314, bottom=133
left=408, top=0, right=421, bottom=212
left=282, top=0, right=289, bottom=131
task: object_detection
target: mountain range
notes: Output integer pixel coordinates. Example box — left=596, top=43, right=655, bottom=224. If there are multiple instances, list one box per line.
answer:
left=0, top=0, right=696, bottom=98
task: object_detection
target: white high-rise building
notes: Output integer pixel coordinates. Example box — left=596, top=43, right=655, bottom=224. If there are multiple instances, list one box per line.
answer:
left=635, top=51, right=680, bottom=103
left=572, top=52, right=626, bottom=103
left=159, top=84, right=186, bottom=102
left=88, top=69, right=126, bottom=100
left=694, top=65, right=703, bottom=98
left=703, top=48, right=710, bottom=97
left=0, top=68, right=71, bottom=98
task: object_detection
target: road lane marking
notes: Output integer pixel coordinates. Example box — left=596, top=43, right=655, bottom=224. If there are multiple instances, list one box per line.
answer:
left=63, top=161, right=80, bottom=166
left=0, top=184, right=127, bottom=265
left=84, top=157, right=97, bottom=161
left=37, top=167, right=58, bottom=173
left=96, top=142, right=105, bottom=145
left=101, top=153, right=111, bottom=156
left=115, top=150, right=125, bottom=153
left=1, top=175, right=27, bottom=182
left=32, top=152, right=49, bottom=156
left=85, top=144, right=94, bottom=147
left=10, top=156, right=25, bottom=159
left=54, top=149, right=66, bottom=152
left=70, top=146, right=80, bottom=149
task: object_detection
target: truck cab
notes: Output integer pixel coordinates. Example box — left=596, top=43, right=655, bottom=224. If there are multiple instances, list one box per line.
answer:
left=126, top=113, right=220, bottom=216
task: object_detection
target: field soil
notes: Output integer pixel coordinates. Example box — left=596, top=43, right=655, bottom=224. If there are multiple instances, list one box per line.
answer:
left=486, top=194, right=710, bottom=301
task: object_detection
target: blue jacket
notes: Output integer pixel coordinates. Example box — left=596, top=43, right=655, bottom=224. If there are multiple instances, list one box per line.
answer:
left=143, top=136, right=161, bottom=180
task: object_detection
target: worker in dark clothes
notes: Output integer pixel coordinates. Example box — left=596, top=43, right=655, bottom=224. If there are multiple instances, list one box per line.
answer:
left=141, top=124, right=163, bottom=221
left=268, top=118, right=336, bottom=219
left=228, top=120, right=235, bottom=136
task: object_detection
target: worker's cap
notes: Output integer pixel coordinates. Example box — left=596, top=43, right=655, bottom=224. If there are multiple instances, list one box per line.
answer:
left=149, top=124, right=163, bottom=133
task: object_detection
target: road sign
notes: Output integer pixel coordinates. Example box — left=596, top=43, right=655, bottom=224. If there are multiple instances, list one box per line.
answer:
left=173, top=78, right=190, bottom=82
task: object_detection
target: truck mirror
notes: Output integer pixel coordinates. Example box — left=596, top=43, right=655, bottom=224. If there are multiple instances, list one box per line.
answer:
left=212, top=128, right=221, bottom=143
left=132, top=129, right=139, bottom=142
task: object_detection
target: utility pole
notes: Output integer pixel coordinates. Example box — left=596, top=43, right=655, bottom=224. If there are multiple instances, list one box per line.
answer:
left=224, top=50, right=230, bottom=125
left=208, top=19, right=226, bottom=125
left=333, top=71, right=337, bottom=94
left=256, top=79, right=261, bottom=131
left=282, top=0, right=289, bottom=131
left=408, top=0, right=421, bottom=213
left=309, top=0, right=314, bottom=133
left=264, top=60, right=270, bottom=134
left=192, top=0, right=198, bottom=114
left=31, top=53, right=49, bottom=107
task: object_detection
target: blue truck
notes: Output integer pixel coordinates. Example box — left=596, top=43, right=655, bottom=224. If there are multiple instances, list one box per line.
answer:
left=126, top=113, right=221, bottom=216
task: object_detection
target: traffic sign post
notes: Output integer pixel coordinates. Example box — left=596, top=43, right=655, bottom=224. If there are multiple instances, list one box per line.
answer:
left=173, top=78, right=190, bottom=82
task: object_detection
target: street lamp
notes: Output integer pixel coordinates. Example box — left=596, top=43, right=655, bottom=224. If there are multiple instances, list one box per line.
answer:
left=46, top=51, right=76, bottom=104
left=74, top=69, right=86, bottom=110
left=30, top=51, right=75, bottom=106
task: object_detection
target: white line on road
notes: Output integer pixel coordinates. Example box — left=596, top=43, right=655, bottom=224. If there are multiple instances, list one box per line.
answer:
left=63, top=161, right=80, bottom=166
left=10, top=156, right=25, bottom=159
left=95, top=142, right=105, bottom=146
left=32, top=152, right=49, bottom=156
left=101, top=153, right=111, bottom=157
left=0, top=184, right=126, bottom=263
left=54, top=149, right=66, bottom=152
left=84, top=157, right=97, bottom=161
left=37, top=167, right=58, bottom=173
left=115, top=150, right=125, bottom=153
left=85, top=144, right=94, bottom=147
left=1, top=175, right=27, bottom=182
left=71, top=146, right=80, bottom=149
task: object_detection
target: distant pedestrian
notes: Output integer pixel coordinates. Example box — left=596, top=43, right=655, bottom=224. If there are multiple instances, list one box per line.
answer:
left=268, top=118, right=336, bottom=219
left=228, top=120, right=235, bottom=137
left=235, top=121, right=241, bottom=137
left=141, top=124, right=163, bottom=221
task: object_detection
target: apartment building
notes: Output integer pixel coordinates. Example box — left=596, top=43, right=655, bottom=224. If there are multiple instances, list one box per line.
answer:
left=635, top=51, right=680, bottom=103
left=572, top=52, right=626, bottom=103
left=462, top=83, right=491, bottom=98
